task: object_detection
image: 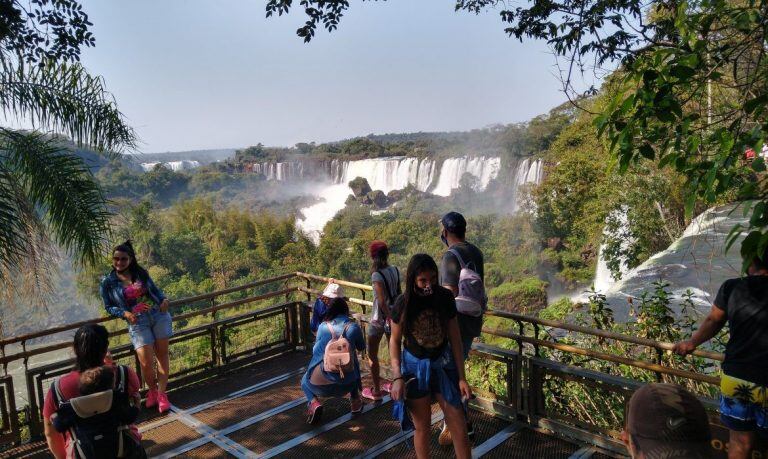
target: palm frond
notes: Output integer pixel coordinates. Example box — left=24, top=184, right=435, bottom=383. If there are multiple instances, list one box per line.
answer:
left=0, top=129, right=111, bottom=282
left=0, top=55, right=137, bottom=152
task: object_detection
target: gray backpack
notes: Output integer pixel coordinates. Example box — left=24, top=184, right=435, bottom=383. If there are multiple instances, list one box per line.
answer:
left=448, top=248, right=487, bottom=317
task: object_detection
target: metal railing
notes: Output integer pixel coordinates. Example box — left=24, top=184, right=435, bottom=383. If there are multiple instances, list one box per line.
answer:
left=0, top=271, right=746, bottom=457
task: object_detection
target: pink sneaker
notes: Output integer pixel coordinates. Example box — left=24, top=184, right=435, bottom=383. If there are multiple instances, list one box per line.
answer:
left=145, top=388, right=158, bottom=408
left=361, top=387, right=383, bottom=401
left=157, top=391, right=171, bottom=414
left=307, top=399, right=323, bottom=424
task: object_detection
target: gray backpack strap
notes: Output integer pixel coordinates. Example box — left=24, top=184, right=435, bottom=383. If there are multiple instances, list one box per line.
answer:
left=52, top=376, right=69, bottom=408
left=376, top=269, right=395, bottom=300
left=448, top=248, right=466, bottom=269
left=449, top=248, right=478, bottom=272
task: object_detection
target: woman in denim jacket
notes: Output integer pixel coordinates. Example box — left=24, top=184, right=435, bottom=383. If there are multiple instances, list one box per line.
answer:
left=302, top=297, right=365, bottom=424
left=100, top=240, right=173, bottom=413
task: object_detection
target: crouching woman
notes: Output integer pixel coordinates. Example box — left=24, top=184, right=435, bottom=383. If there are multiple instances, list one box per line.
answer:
left=389, top=254, right=472, bottom=459
left=302, top=297, right=366, bottom=423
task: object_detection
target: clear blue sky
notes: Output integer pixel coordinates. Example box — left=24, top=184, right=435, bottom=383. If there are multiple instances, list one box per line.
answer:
left=79, top=0, right=568, bottom=153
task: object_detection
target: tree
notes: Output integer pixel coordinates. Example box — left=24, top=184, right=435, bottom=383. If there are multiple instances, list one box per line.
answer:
left=0, top=0, right=136, bottom=298
left=266, top=0, right=768, bottom=267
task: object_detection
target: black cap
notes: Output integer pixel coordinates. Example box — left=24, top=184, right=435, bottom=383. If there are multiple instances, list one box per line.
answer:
left=440, top=211, right=466, bottom=234
left=626, top=384, right=712, bottom=458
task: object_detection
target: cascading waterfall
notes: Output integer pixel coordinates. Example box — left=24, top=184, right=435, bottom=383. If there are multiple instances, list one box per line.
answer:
left=141, top=160, right=200, bottom=172
left=431, top=157, right=502, bottom=196
left=295, top=156, right=543, bottom=243
left=249, top=156, right=502, bottom=195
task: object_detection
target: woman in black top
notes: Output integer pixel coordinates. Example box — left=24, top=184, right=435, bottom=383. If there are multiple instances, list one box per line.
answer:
left=389, top=253, right=472, bottom=459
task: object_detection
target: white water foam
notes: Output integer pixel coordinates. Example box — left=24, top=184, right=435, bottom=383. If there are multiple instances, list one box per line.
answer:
left=141, top=160, right=200, bottom=172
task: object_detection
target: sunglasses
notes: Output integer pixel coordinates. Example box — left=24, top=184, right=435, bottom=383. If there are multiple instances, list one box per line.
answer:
left=113, top=256, right=130, bottom=262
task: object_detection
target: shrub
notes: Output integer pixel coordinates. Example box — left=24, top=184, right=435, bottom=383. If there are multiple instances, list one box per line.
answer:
left=539, top=297, right=573, bottom=320
left=489, top=277, right=548, bottom=314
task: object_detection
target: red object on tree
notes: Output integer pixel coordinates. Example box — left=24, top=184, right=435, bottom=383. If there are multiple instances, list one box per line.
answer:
left=745, top=148, right=756, bottom=160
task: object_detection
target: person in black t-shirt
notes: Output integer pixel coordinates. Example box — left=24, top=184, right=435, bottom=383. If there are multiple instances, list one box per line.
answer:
left=438, top=211, right=484, bottom=445
left=439, top=211, right=485, bottom=359
left=674, top=251, right=768, bottom=459
left=389, top=253, right=472, bottom=459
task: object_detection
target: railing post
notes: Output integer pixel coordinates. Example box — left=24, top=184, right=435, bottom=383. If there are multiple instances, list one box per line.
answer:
left=533, top=323, right=540, bottom=357
left=655, top=348, right=663, bottom=382
left=515, top=320, right=524, bottom=355
left=290, top=303, right=300, bottom=349
left=359, top=289, right=367, bottom=315
left=210, top=297, right=220, bottom=370
left=305, top=279, right=312, bottom=304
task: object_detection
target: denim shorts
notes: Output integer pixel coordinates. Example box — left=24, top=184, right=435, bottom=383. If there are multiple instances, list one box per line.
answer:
left=128, top=308, right=173, bottom=349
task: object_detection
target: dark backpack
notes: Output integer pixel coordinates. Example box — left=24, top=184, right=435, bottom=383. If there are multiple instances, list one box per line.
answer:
left=51, top=365, right=146, bottom=459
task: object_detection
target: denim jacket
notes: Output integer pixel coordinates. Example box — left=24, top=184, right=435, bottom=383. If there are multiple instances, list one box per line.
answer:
left=307, top=315, right=365, bottom=384
left=100, top=271, right=166, bottom=319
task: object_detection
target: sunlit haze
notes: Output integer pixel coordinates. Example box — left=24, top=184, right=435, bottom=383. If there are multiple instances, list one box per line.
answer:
left=78, top=0, right=566, bottom=152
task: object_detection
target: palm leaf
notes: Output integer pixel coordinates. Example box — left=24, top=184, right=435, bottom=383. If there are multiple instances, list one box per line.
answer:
left=0, top=129, right=111, bottom=290
left=0, top=54, right=136, bottom=152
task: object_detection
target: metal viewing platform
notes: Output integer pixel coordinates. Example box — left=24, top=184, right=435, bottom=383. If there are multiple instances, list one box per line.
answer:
left=0, top=273, right=764, bottom=458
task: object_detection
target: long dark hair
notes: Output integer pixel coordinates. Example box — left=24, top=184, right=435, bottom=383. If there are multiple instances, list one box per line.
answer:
left=322, top=297, right=351, bottom=322
left=401, top=253, right=441, bottom=337
left=113, top=240, right=149, bottom=283
left=74, top=324, right=109, bottom=372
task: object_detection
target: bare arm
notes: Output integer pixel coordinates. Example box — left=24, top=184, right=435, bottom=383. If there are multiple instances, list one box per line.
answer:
left=673, top=305, right=727, bottom=355
left=389, top=320, right=405, bottom=400
left=44, top=418, right=66, bottom=459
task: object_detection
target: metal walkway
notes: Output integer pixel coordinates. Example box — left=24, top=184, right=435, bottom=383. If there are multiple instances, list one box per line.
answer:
left=6, top=352, right=623, bottom=458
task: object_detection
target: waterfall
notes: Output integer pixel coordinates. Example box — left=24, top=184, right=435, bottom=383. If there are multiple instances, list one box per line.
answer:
left=140, top=160, right=200, bottom=172
left=509, top=158, right=543, bottom=212
left=249, top=156, right=505, bottom=195
left=295, top=155, right=543, bottom=243
left=431, top=157, right=502, bottom=196
left=337, top=157, right=422, bottom=193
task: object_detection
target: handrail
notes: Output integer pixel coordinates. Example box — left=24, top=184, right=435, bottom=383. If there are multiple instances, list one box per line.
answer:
left=0, top=273, right=296, bottom=347
left=296, top=286, right=373, bottom=308
left=486, top=310, right=724, bottom=362
left=0, top=272, right=724, bottom=377
left=485, top=328, right=720, bottom=385
left=295, top=272, right=372, bottom=292
left=0, top=287, right=296, bottom=366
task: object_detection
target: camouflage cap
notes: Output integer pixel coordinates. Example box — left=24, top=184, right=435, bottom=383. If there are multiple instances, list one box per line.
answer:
left=626, top=383, right=712, bottom=459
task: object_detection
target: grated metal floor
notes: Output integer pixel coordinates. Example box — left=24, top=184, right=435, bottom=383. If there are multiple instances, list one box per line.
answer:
left=3, top=351, right=624, bottom=458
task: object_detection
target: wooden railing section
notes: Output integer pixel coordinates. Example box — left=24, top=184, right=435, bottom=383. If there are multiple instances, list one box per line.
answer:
left=0, top=271, right=734, bottom=456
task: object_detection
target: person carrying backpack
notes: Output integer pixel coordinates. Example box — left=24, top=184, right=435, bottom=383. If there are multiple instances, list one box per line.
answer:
left=301, top=297, right=366, bottom=424
left=43, top=325, right=143, bottom=459
left=51, top=366, right=144, bottom=459
left=362, top=240, right=401, bottom=401
left=438, top=211, right=487, bottom=445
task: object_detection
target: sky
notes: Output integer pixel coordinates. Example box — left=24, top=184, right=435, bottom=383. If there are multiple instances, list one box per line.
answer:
left=78, top=0, right=570, bottom=153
